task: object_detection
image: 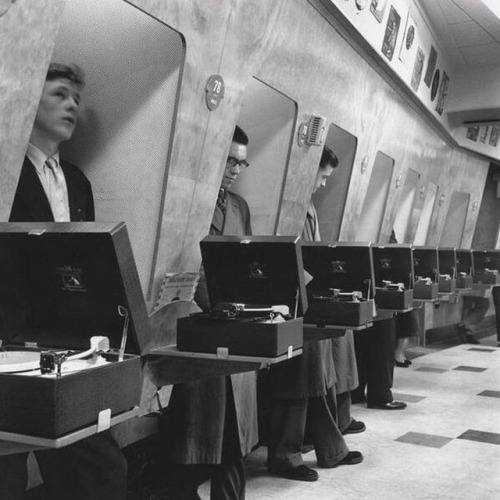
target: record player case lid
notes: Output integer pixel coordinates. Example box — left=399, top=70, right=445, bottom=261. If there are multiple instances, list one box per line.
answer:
left=200, top=235, right=308, bottom=315
left=412, top=246, right=439, bottom=280
left=371, top=244, right=413, bottom=289
left=301, top=242, right=375, bottom=299
left=438, top=247, right=457, bottom=276
left=456, top=249, right=473, bottom=274
left=0, top=222, right=150, bottom=354
left=472, top=249, right=500, bottom=272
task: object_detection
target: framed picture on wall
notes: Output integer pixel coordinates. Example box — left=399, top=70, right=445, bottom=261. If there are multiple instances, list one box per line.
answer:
left=466, top=126, right=479, bottom=142
left=479, top=126, right=490, bottom=144
left=381, top=6, right=401, bottom=61
left=489, top=126, right=500, bottom=147
left=411, top=47, right=425, bottom=92
left=430, top=69, right=440, bottom=102
left=435, top=70, right=449, bottom=115
left=424, top=45, right=438, bottom=87
left=399, top=10, right=417, bottom=64
left=370, top=0, right=388, bottom=23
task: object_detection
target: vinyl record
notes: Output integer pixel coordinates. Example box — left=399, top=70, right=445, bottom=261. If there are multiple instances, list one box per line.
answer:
left=0, top=351, right=40, bottom=373
left=431, top=69, right=440, bottom=102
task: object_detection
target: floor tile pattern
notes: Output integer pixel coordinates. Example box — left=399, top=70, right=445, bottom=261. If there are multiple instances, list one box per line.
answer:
left=457, top=429, right=500, bottom=446
left=395, top=431, right=453, bottom=448
left=477, top=390, right=500, bottom=398
left=453, top=365, right=487, bottom=372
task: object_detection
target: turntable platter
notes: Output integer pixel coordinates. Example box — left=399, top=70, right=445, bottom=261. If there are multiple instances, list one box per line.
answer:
left=0, top=351, right=40, bottom=373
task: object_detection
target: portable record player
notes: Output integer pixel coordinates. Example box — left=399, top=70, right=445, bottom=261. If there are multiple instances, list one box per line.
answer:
left=0, top=222, right=148, bottom=445
left=177, top=236, right=306, bottom=357
left=438, top=248, right=457, bottom=293
left=372, top=244, right=413, bottom=310
left=412, top=246, right=439, bottom=300
left=456, top=249, right=474, bottom=289
left=301, top=242, right=375, bottom=328
left=472, top=249, right=500, bottom=285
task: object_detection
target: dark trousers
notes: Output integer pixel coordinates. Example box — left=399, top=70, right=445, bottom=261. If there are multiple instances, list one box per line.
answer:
left=0, top=432, right=127, bottom=500
left=267, top=386, right=349, bottom=470
left=352, top=318, right=396, bottom=406
left=336, top=391, right=353, bottom=433
left=166, top=457, right=245, bottom=500
left=492, top=286, right=500, bottom=343
left=167, top=378, right=245, bottom=500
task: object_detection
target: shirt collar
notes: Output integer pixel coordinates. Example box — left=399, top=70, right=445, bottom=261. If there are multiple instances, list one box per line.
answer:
left=26, top=143, right=60, bottom=175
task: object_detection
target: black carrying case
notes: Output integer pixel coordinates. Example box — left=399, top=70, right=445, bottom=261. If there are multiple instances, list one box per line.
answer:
left=456, top=249, right=474, bottom=289
left=372, top=244, right=414, bottom=310
left=177, top=236, right=307, bottom=357
left=438, top=247, right=457, bottom=293
left=412, top=246, right=439, bottom=300
left=301, top=242, right=375, bottom=327
left=0, top=222, right=149, bottom=441
left=472, top=249, right=500, bottom=284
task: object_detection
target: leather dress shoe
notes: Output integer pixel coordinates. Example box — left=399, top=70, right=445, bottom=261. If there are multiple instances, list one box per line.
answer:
left=342, top=419, right=366, bottom=435
left=395, top=358, right=412, bottom=367
left=268, top=464, right=319, bottom=482
left=319, top=451, right=363, bottom=468
left=368, top=400, right=407, bottom=410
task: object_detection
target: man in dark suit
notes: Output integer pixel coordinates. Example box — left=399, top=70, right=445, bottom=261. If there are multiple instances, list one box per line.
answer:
left=266, top=146, right=363, bottom=482
left=1, top=62, right=127, bottom=500
left=163, top=126, right=257, bottom=500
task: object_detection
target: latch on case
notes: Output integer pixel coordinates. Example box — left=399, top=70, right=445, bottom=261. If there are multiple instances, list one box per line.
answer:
left=97, top=408, right=111, bottom=432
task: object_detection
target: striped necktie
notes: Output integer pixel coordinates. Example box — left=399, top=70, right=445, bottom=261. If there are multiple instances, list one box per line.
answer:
left=217, top=188, right=227, bottom=215
left=44, top=158, right=70, bottom=222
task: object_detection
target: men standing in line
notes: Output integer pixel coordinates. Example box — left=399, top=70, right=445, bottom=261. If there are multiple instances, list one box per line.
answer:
left=3, top=63, right=127, bottom=500
left=265, top=146, right=363, bottom=482
left=163, top=126, right=257, bottom=500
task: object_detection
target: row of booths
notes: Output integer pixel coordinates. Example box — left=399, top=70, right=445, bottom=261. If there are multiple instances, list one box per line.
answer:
left=0, top=223, right=499, bottom=454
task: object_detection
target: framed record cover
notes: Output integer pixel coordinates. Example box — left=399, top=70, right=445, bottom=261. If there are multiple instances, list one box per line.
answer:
left=381, top=5, right=401, bottom=61
left=399, top=10, right=417, bottom=64
left=435, top=70, right=449, bottom=115
left=370, top=0, right=388, bottom=23
left=411, top=47, right=425, bottom=92
left=424, top=45, right=438, bottom=87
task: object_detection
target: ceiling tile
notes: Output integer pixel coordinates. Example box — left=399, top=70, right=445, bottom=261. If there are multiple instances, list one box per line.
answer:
left=460, top=43, right=500, bottom=65
left=449, top=20, right=494, bottom=46
left=437, top=0, right=471, bottom=24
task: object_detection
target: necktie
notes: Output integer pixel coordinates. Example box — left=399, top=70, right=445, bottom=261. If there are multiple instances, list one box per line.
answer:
left=217, top=188, right=227, bottom=215
left=44, top=158, right=70, bottom=222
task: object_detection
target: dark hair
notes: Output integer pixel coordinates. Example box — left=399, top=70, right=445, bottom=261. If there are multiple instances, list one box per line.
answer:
left=232, top=125, right=249, bottom=145
left=46, top=62, right=85, bottom=89
left=319, top=146, right=339, bottom=170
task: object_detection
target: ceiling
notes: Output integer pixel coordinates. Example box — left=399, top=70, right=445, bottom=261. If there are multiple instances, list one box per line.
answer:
left=419, top=0, right=500, bottom=68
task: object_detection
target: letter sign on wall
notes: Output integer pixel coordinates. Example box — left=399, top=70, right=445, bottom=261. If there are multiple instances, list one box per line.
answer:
left=205, top=74, right=224, bottom=111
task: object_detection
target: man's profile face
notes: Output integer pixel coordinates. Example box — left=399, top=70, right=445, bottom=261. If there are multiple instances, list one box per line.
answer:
left=221, top=141, right=248, bottom=190
left=33, top=78, right=81, bottom=145
left=313, top=164, right=334, bottom=193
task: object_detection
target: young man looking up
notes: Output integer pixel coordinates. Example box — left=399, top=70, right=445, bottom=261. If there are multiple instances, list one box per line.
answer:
left=3, top=62, right=126, bottom=500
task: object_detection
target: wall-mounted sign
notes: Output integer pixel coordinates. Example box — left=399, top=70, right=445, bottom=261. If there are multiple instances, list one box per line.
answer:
left=205, top=74, right=224, bottom=111
left=0, top=0, right=14, bottom=17
left=430, top=69, right=440, bottom=102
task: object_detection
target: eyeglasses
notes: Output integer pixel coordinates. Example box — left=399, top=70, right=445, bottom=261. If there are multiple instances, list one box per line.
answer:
left=226, top=156, right=250, bottom=169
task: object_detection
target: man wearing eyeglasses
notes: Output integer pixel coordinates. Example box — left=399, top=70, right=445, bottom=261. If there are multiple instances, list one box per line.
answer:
left=164, top=125, right=256, bottom=500
left=210, top=125, right=251, bottom=236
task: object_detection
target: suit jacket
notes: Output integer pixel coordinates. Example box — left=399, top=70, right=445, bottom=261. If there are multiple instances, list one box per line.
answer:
left=165, top=190, right=258, bottom=464
left=9, top=156, right=95, bottom=222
